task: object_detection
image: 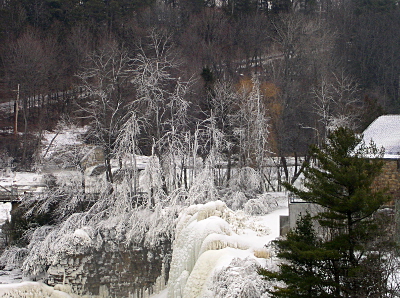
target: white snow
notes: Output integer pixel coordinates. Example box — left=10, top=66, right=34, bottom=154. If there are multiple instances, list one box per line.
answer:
left=0, top=281, right=73, bottom=297
left=0, top=172, right=45, bottom=191
left=0, top=269, right=23, bottom=285
left=362, top=115, right=400, bottom=158
left=73, top=228, right=92, bottom=243
left=0, top=203, right=11, bottom=225
left=41, top=125, right=87, bottom=158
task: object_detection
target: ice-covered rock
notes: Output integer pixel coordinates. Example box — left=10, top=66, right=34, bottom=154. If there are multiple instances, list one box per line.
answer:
left=167, top=200, right=275, bottom=298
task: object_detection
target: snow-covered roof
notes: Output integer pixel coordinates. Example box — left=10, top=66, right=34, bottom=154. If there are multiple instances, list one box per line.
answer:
left=362, top=115, right=400, bottom=159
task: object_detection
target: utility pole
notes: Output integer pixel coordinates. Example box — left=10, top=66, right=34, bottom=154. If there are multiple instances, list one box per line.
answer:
left=14, top=84, right=20, bottom=137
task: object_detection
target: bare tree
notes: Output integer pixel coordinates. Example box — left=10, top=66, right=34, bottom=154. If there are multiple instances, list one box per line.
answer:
left=312, top=76, right=333, bottom=143
left=328, top=71, right=361, bottom=130
left=313, top=71, right=361, bottom=141
left=131, top=29, right=182, bottom=154
left=77, top=40, right=133, bottom=184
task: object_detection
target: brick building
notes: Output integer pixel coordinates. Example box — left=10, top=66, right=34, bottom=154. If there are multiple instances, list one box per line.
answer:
left=285, top=115, right=400, bottom=235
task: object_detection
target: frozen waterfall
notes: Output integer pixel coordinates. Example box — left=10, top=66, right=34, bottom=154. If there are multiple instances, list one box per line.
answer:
left=166, top=200, right=277, bottom=298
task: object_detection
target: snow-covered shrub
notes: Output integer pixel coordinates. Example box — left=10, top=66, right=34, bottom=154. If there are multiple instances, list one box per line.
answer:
left=221, top=191, right=251, bottom=211
left=244, top=192, right=287, bottom=215
left=140, top=155, right=163, bottom=192
left=42, top=173, right=58, bottom=189
left=206, top=257, right=270, bottom=298
left=140, top=155, right=168, bottom=206
left=243, top=198, right=271, bottom=216
left=0, top=246, right=29, bottom=270
left=144, top=205, right=181, bottom=247
left=20, top=171, right=86, bottom=227
left=22, top=215, right=96, bottom=278
left=229, top=167, right=262, bottom=192
left=22, top=187, right=183, bottom=280
left=187, top=165, right=218, bottom=204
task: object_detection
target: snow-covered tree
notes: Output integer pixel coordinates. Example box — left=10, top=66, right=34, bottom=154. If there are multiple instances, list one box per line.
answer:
left=206, top=80, right=240, bottom=184
left=114, top=111, right=142, bottom=195
left=234, top=76, right=270, bottom=190
left=77, top=40, right=133, bottom=184
left=131, top=29, right=182, bottom=155
left=312, top=72, right=361, bottom=144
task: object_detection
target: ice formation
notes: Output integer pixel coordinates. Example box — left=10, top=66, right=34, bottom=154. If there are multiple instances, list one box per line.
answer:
left=167, top=200, right=274, bottom=298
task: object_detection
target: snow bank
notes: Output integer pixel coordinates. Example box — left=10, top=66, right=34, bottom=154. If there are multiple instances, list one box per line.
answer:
left=41, top=125, right=87, bottom=159
left=0, top=281, right=72, bottom=298
left=167, top=200, right=284, bottom=298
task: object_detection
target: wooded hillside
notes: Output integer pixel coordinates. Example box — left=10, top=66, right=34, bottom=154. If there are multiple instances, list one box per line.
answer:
left=0, top=0, right=399, bottom=170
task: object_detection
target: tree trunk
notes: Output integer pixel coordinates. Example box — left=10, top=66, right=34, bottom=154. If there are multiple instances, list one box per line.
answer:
left=226, top=150, right=232, bottom=185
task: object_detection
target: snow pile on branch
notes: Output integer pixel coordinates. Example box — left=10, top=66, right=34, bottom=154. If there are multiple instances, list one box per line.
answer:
left=167, top=201, right=274, bottom=298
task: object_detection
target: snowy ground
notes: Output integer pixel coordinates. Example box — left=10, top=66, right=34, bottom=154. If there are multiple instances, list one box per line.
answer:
left=258, top=207, right=288, bottom=242
left=0, top=203, right=11, bottom=226
left=0, top=281, right=73, bottom=297
left=0, top=269, right=23, bottom=285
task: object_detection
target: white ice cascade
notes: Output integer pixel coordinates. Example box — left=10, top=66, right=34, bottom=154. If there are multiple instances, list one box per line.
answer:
left=167, top=201, right=271, bottom=298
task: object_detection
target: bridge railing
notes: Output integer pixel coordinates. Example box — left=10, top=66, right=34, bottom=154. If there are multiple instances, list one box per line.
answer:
left=0, top=185, right=19, bottom=202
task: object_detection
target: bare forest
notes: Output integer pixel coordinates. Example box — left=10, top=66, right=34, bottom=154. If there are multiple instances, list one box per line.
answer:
left=0, top=0, right=399, bottom=174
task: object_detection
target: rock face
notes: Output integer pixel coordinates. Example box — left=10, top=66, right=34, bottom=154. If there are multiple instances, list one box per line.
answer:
left=46, top=240, right=172, bottom=297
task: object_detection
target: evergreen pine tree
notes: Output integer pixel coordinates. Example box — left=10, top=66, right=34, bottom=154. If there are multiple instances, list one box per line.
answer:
left=259, top=212, right=339, bottom=297
left=261, top=127, right=393, bottom=297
